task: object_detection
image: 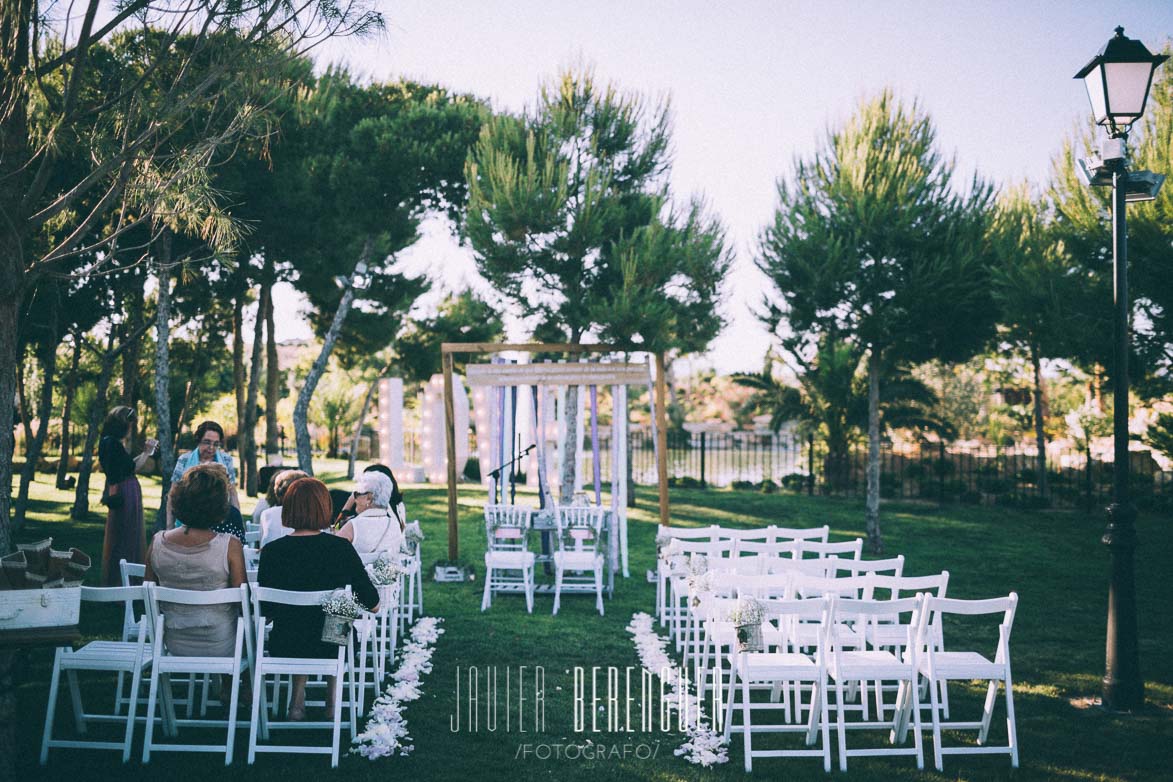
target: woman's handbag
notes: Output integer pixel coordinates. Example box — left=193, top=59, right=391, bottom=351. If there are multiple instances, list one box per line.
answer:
left=100, top=481, right=124, bottom=510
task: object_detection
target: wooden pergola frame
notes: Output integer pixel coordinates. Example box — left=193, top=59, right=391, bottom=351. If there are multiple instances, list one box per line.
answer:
left=441, top=342, right=670, bottom=560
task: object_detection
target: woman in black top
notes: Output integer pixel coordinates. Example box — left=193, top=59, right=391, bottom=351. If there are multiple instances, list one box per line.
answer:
left=97, top=406, right=157, bottom=585
left=258, top=477, right=378, bottom=720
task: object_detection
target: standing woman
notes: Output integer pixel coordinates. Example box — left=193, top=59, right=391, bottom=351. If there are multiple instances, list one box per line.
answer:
left=166, top=420, right=239, bottom=528
left=98, top=406, right=158, bottom=586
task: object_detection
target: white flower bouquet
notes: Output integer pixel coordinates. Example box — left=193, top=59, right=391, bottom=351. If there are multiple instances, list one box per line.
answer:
left=402, top=522, right=424, bottom=555
left=320, top=589, right=363, bottom=645
left=367, top=553, right=407, bottom=586
left=727, top=597, right=765, bottom=652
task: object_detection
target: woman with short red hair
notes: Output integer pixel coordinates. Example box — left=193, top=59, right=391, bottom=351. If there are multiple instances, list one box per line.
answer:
left=257, top=477, right=378, bottom=720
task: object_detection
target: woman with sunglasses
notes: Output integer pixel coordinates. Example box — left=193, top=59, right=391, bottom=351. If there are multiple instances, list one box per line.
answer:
left=97, top=406, right=158, bottom=585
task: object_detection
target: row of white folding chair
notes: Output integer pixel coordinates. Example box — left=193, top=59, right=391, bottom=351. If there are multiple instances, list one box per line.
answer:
left=692, top=569, right=931, bottom=712
left=721, top=594, right=926, bottom=772
left=655, top=524, right=831, bottom=627
left=664, top=541, right=875, bottom=652
left=42, top=582, right=370, bottom=768
left=715, top=587, right=1014, bottom=774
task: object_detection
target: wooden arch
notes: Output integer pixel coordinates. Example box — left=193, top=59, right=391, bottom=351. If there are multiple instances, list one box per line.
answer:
left=441, top=342, right=670, bottom=560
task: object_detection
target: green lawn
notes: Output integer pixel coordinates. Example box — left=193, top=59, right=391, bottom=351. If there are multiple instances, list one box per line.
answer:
left=9, top=460, right=1172, bottom=781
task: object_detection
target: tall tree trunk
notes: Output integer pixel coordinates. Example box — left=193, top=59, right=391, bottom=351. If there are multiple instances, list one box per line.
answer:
left=295, top=243, right=369, bottom=475
left=0, top=0, right=33, bottom=556
left=865, top=347, right=883, bottom=554
left=55, top=330, right=83, bottom=490
left=1030, top=343, right=1049, bottom=500
left=0, top=298, right=18, bottom=554
left=232, top=291, right=246, bottom=488
left=15, top=359, right=33, bottom=448
left=348, top=379, right=378, bottom=479
left=72, top=332, right=117, bottom=520
left=264, top=284, right=280, bottom=460
left=152, top=236, right=176, bottom=531
left=120, top=280, right=144, bottom=449
left=15, top=294, right=59, bottom=528
left=242, top=277, right=269, bottom=496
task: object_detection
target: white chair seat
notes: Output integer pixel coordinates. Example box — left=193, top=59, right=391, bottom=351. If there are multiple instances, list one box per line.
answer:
left=831, top=649, right=906, bottom=679
left=921, top=651, right=1001, bottom=679
left=61, top=642, right=154, bottom=671
left=731, top=651, right=818, bottom=677
left=485, top=550, right=536, bottom=568
left=553, top=551, right=602, bottom=570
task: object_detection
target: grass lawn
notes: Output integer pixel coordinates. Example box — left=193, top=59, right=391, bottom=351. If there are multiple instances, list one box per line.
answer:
left=8, top=459, right=1172, bottom=781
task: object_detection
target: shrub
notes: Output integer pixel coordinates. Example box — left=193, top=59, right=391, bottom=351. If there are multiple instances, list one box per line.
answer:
left=976, top=476, right=1013, bottom=494
left=880, top=473, right=902, bottom=498
left=731, top=480, right=757, bottom=491
left=960, top=489, right=982, bottom=505
left=677, top=476, right=703, bottom=489
left=781, top=473, right=807, bottom=492
left=760, top=479, right=778, bottom=495
left=905, top=462, right=926, bottom=480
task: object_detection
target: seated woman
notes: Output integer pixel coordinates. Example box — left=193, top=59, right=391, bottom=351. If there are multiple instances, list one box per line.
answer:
left=258, top=469, right=307, bottom=548
left=145, top=464, right=247, bottom=657
left=335, top=471, right=404, bottom=554
left=258, top=477, right=378, bottom=720
left=170, top=462, right=246, bottom=543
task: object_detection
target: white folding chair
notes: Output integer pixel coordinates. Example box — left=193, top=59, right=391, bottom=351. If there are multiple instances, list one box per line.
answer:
left=774, top=524, right=830, bottom=546
left=356, top=551, right=402, bottom=703
left=244, top=529, right=262, bottom=549
left=40, top=586, right=152, bottom=764
left=827, top=595, right=926, bottom=771
left=799, top=539, right=863, bottom=561
left=247, top=586, right=358, bottom=768
left=864, top=571, right=951, bottom=719
left=655, top=524, right=718, bottom=626
left=141, top=583, right=253, bottom=764
left=552, top=504, right=606, bottom=616
left=482, top=504, right=536, bottom=613
left=722, top=596, right=835, bottom=773
left=917, top=593, right=1020, bottom=772
left=824, top=555, right=905, bottom=580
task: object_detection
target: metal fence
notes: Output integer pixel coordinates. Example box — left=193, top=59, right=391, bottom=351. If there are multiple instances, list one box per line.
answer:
left=586, top=430, right=1173, bottom=512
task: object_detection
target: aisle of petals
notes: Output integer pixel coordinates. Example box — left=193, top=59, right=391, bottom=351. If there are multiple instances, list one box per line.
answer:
left=351, top=616, right=445, bottom=760
left=626, top=612, right=729, bottom=767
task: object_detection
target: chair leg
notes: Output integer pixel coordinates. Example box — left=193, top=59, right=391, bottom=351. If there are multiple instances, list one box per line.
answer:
left=740, top=670, right=753, bottom=772
left=225, top=668, right=242, bottom=765
left=1004, top=674, right=1019, bottom=768
left=114, top=670, right=127, bottom=716
left=39, top=650, right=62, bottom=764
left=481, top=566, right=492, bottom=611
left=821, top=680, right=832, bottom=773
left=248, top=667, right=263, bottom=764
left=929, top=674, right=944, bottom=772
left=552, top=568, right=563, bottom=615
left=722, top=666, right=737, bottom=741
left=330, top=672, right=343, bottom=769
left=142, top=665, right=161, bottom=763
left=525, top=567, right=534, bottom=614
left=66, top=669, right=86, bottom=734
left=910, top=675, right=925, bottom=771
left=835, top=679, right=848, bottom=771
left=123, top=661, right=144, bottom=763
left=594, top=567, right=603, bottom=616
left=978, top=679, right=998, bottom=745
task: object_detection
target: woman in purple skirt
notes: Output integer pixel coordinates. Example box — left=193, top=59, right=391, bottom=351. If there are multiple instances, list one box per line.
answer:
left=98, top=406, right=157, bottom=585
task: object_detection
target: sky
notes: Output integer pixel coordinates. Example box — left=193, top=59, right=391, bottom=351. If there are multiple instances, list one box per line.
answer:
left=270, top=0, right=1173, bottom=374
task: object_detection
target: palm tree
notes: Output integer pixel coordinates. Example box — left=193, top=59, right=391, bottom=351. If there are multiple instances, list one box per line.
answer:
left=735, top=335, right=954, bottom=491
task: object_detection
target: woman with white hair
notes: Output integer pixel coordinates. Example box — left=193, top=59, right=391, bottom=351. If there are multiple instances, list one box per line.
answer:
left=336, top=471, right=404, bottom=554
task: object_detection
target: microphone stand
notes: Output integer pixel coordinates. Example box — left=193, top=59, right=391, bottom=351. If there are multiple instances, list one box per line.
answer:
left=489, top=443, right=536, bottom=504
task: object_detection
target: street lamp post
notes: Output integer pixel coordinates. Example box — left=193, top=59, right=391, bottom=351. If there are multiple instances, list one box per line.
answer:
left=1073, top=26, right=1167, bottom=712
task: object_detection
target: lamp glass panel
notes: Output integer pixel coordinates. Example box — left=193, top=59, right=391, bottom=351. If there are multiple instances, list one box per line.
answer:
left=1083, top=64, right=1109, bottom=124
left=1103, top=61, right=1153, bottom=120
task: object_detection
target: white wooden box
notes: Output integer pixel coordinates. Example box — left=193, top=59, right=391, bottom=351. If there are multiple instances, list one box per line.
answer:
left=0, top=587, right=81, bottom=630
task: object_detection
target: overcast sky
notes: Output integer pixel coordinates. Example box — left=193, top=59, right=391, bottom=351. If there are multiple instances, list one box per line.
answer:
left=270, top=0, right=1173, bottom=373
